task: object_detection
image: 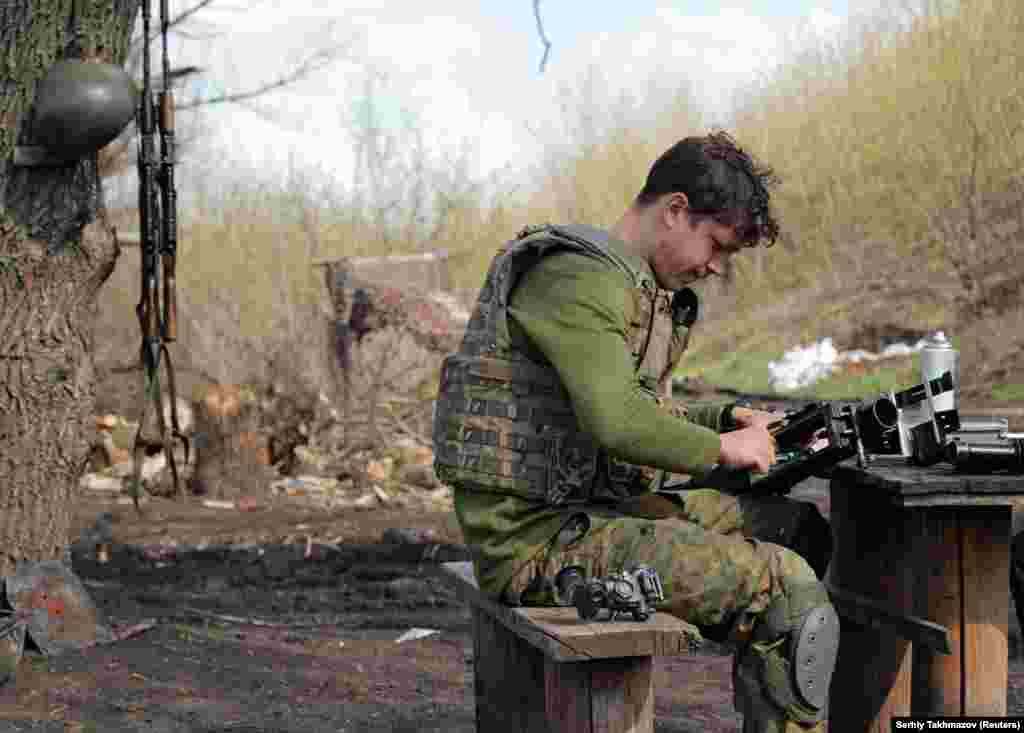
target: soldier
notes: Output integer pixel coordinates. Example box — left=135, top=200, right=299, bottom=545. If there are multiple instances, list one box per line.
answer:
left=433, top=131, right=836, bottom=733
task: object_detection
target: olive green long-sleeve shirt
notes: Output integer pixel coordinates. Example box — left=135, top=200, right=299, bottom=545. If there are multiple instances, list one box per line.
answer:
left=453, top=234, right=732, bottom=595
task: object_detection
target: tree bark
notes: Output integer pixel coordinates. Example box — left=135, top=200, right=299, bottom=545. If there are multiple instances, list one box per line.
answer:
left=0, top=0, right=140, bottom=576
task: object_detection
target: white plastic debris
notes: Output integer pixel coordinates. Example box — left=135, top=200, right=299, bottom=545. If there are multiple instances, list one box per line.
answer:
left=80, top=474, right=123, bottom=492
left=201, top=499, right=235, bottom=510
left=768, top=338, right=840, bottom=392
left=395, top=628, right=439, bottom=644
left=767, top=337, right=929, bottom=392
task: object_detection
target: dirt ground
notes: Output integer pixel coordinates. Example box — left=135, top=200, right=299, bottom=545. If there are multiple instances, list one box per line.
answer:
left=3, top=389, right=1024, bottom=732
left=1, top=492, right=752, bottom=733
left=0, top=478, right=1019, bottom=733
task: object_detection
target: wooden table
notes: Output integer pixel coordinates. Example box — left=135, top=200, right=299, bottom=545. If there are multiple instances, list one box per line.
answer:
left=826, top=455, right=1024, bottom=732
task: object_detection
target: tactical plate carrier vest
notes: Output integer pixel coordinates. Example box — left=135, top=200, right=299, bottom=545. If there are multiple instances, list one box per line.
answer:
left=432, top=224, right=698, bottom=506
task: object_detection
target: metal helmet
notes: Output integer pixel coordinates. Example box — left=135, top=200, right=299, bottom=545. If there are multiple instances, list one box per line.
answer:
left=30, top=60, right=137, bottom=159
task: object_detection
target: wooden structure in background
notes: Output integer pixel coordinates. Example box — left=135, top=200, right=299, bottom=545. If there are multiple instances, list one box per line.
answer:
left=310, top=250, right=466, bottom=408
left=827, top=456, right=1022, bottom=731
left=311, top=249, right=452, bottom=308
left=441, top=561, right=700, bottom=733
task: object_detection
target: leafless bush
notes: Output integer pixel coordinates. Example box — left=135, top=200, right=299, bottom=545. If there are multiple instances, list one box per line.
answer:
left=345, top=326, right=442, bottom=447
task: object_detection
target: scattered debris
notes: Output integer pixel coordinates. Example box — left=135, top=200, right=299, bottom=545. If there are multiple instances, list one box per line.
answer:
left=74, top=512, right=114, bottom=564
left=382, top=527, right=440, bottom=545
left=178, top=606, right=284, bottom=628
left=373, top=485, right=392, bottom=505
left=110, top=619, right=157, bottom=642
left=1, top=561, right=114, bottom=663
left=201, top=499, right=236, bottom=510
left=237, top=495, right=266, bottom=512
left=353, top=493, right=377, bottom=510
left=83, top=277, right=460, bottom=519
left=80, top=474, right=123, bottom=492
left=366, top=457, right=394, bottom=483
left=394, top=628, right=439, bottom=644
left=141, top=544, right=179, bottom=563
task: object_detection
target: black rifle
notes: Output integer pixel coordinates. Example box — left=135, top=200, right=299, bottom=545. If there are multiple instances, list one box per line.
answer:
left=132, top=0, right=188, bottom=509
left=661, top=397, right=901, bottom=496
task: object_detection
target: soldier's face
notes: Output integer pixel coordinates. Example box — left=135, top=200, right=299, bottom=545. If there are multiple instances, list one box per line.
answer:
left=651, top=196, right=743, bottom=290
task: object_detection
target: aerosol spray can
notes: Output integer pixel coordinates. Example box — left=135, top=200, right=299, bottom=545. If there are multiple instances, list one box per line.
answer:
left=920, top=331, right=960, bottom=414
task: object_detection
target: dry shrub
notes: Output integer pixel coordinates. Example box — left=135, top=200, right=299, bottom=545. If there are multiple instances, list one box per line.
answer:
left=343, top=326, right=443, bottom=448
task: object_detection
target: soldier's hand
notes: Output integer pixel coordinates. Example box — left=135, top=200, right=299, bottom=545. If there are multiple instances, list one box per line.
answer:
left=730, top=406, right=786, bottom=432
left=718, top=425, right=777, bottom=473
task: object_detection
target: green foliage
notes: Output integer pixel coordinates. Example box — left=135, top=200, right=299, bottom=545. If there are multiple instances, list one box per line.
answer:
left=678, top=350, right=783, bottom=396
left=27, top=653, right=47, bottom=671
left=678, top=351, right=918, bottom=402
left=45, top=366, right=69, bottom=384
left=991, top=384, right=1024, bottom=402
left=0, top=255, right=24, bottom=289
left=124, top=477, right=143, bottom=502
left=796, top=362, right=920, bottom=401
left=174, top=624, right=192, bottom=642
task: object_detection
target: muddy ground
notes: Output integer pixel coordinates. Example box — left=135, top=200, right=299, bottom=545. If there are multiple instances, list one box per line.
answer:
left=1, top=481, right=1024, bottom=733
left=2, top=393, right=1024, bottom=732
left=0, top=492, right=749, bottom=733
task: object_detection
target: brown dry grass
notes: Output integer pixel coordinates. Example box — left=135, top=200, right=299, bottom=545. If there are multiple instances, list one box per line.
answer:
left=94, top=0, right=1024, bottom=408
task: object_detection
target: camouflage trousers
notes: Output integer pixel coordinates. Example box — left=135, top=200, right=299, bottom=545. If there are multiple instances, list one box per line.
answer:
left=505, top=489, right=833, bottom=733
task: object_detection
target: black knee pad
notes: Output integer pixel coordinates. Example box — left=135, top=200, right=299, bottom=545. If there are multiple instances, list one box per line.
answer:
left=749, top=581, right=839, bottom=721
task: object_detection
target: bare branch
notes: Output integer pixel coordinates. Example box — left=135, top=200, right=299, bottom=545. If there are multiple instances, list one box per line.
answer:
left=127, top=0, right=222, bottom=70
left=532, top=0, right=552, bottom=73
left=177, top=35, right=354, bottom=110
left=169, top=0, right=223, bottom=29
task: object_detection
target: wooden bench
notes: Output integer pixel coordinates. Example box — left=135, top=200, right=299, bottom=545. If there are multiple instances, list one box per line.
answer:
left=441, top=561, right=701, bottom=733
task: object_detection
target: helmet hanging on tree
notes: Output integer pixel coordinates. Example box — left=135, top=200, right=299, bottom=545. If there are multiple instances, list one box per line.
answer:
left=28, top=59, right=136, bottom=160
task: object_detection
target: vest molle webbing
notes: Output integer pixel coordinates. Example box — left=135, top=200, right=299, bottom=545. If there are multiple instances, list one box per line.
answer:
left=432, top=224, right=694, bottom=506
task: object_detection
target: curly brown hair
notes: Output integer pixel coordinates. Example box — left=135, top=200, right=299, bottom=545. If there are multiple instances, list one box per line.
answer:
left=636, top=130, right=780, bottom=246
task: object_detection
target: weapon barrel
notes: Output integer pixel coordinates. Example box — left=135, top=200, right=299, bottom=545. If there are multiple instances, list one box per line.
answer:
left=948, top=440, right=1024, bottom=473
left=158, top=90, right=177, bottom=341
left=136, top=0, right=160, bottom=363
left=162, top=254, right=177, bottom=340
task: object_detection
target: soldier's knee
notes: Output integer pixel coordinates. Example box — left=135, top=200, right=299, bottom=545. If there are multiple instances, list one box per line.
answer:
left=741, top=573, right=838, bottom=724
left=775, top=544, right=820, bottom=588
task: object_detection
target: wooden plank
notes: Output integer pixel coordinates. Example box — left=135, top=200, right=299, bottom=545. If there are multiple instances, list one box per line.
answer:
left=514, top=606, right=700, bottom=660
left=591, top=657, right=654, bottom=733
left=832, top=456, right=1024, bottom=497
left=899, top=494, right=1024, bottom=508
left=960, top=507, right=1010, bottom=715
left=911, top=509, right=963, bottom=716
left=473, top=607, right=551, bottom=732
left=827, top=477, right=915, bottom=733
left=441, top=562, right=700, bottom=663
left=442, top=562, right=593, bottom=661
left=826, top=583, right=952, bottom=654
left=544, top=657, right=593, bottom=733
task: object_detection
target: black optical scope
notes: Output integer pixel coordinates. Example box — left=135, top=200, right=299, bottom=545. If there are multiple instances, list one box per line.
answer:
left=947, top=437, right=1024, bottom=473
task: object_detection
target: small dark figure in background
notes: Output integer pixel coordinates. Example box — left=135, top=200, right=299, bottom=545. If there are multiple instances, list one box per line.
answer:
left=334, top=287, right=371, bottom=381
left=348, top=288, right=372, bottom=344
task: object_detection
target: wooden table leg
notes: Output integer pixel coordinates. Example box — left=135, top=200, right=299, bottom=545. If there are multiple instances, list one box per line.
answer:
left=827, top=479, right=916, bottom=733
left=473, top=607, right=656, bottom=733
left=913, top=506, right=1009, bottom=716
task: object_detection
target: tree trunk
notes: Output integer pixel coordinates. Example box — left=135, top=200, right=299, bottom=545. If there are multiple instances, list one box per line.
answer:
left=0, top=1, right=140, bottom=576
